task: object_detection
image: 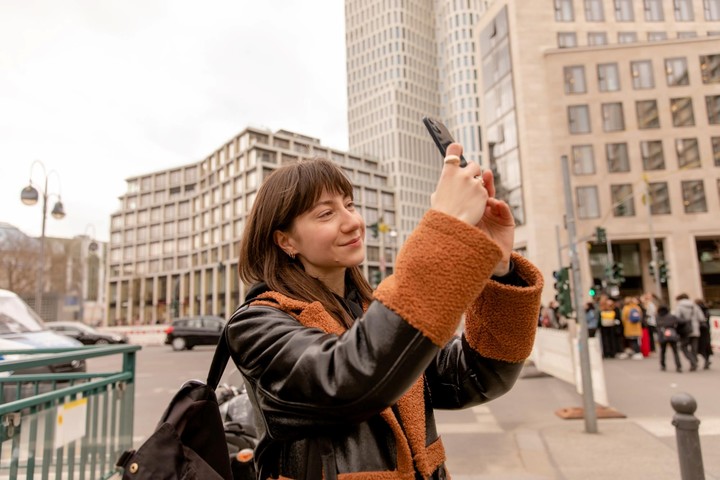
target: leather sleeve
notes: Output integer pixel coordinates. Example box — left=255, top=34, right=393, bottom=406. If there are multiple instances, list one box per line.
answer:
left=424, top=335, right=523, bottom=409
left=227, top=301, right=439, bottom=436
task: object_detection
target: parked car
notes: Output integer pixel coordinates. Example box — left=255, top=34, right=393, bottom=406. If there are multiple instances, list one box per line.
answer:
left=47, top=321, right=128, bottom=345
left=0, top=289, right=86, bottom=373
left=164, top=316, right=226, bottom=351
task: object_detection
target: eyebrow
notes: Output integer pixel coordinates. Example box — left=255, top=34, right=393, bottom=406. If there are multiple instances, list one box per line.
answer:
left=310, top=196, right=350, bottom=210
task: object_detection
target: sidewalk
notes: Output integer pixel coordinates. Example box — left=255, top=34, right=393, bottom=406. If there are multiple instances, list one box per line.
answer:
left=439, top=353, right=720, bottom=479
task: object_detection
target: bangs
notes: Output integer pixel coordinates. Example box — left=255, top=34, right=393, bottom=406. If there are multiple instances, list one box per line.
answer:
left=292, top=159, right=354, bottom=216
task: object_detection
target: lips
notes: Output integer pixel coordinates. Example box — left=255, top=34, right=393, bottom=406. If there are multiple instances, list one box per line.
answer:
left=341, top=237, right=362, bottom=247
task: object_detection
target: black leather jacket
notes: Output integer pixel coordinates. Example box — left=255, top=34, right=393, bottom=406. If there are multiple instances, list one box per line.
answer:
left=228, top=284, right=525, bottom=479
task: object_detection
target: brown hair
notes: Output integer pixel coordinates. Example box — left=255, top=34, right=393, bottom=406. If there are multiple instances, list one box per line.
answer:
left=238, top=158, right=373, bottom=328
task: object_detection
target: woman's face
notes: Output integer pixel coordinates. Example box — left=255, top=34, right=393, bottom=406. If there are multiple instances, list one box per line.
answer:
left=279, top=190, right=365, bottom=279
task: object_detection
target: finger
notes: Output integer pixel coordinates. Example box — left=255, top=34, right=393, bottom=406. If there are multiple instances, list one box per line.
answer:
left=446, top=142, right=463, bottom=157
left=482, top=169, right=496, bottom=198
left=486, top=198, right=515, bottom=225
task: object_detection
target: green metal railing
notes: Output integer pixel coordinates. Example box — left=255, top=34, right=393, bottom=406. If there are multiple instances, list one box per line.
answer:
left=0, top=344, right=141, bottom=480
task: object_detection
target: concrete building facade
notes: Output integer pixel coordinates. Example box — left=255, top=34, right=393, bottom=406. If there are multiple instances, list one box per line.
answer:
left=476, top=0, right=720, bottom=306
left=106, top=127, right=397, bottom=325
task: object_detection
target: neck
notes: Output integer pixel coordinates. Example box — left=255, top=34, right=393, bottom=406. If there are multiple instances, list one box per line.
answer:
left=320, top=270, right=346, bottom=297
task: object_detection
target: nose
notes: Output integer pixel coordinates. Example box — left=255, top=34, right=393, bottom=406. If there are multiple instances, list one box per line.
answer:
left=341, top=209, right=363, bottom=233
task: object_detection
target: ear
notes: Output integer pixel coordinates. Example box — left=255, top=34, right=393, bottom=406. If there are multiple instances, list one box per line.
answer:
left=273, top=229, right=294, bottom=255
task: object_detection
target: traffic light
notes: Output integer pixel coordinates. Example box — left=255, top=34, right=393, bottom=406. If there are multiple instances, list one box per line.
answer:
left=553, top=267, right=572, bottom=317
left=368, top=222, right=379, bottom=238
left=610, top=262, right=625, bottom=284
left=588, top=279, right=602, bottom=298
left=649, top=261, right=656, bottom=278
left=658, top=260, right=669, bottom=284
left=595, top=227, right=607, bottom=244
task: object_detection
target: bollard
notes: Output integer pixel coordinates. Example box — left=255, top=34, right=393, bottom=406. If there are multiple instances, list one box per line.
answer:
left=671, top=393, right=705, bottom=480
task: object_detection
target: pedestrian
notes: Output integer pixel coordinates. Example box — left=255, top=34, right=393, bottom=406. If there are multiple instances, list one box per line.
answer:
left=599, top=298, right=620, bottom=358
left=674, top=293, right=703, bottom=371
left=585, top=301, right=598, bottom=337
left=226, top=143, right=543, bottom=478
left=695, top=298, right=713, bottom=369
left=656, top=305, right=683, bottom=372
left=641, top=292, right=659, bottom=352
left=620, top=296, right=644, bottom=360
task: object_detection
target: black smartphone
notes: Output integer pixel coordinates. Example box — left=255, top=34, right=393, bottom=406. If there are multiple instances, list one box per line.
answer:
left=422, top=116, right=467, bottom=167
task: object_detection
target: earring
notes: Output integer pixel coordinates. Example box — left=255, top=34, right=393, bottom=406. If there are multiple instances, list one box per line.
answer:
left=287, top=251, right=296, bottom=260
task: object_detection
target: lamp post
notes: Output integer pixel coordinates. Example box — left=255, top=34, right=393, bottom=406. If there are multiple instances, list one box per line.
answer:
left=20, top=160, right=66, bottom=317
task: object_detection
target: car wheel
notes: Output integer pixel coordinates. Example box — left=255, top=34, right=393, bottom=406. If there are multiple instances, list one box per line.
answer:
left=95, top=339, right=109, bottom=345
left=171, top=337, right=187, bottom=351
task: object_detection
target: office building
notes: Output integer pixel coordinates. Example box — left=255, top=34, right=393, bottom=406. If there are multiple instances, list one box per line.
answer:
left=106, top=127, right=397, bottom=325
left=345, top=0, right=489, bottom=239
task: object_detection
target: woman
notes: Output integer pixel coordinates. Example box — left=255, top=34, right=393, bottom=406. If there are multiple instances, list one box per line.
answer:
left=656, top=305, right=683, bottom=372
left=695, top=298, right=713, bottom=369
left=226, top=143, right=542, bottom=479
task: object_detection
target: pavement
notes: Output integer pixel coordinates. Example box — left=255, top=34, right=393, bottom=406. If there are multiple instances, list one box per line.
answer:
left=437, top=350, right=720, bottom=480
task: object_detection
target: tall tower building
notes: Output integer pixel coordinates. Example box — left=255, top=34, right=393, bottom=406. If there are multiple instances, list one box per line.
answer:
left=345, top=0, right=489, bottom=238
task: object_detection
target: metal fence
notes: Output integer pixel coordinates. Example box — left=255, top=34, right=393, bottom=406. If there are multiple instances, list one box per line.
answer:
left=0, top=344, right=140, bottom=480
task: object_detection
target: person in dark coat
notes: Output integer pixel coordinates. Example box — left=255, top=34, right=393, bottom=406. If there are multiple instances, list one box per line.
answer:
left=656, top=305, right=683, bottom=372
left=695, top=299, right=713, bottom=369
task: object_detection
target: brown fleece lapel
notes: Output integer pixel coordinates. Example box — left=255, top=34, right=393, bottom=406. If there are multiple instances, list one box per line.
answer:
left=252, top=291, right=445, bottom=479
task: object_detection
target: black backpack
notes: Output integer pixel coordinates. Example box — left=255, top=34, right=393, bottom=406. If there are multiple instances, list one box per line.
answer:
left=115, top=306, right=244, bottom=479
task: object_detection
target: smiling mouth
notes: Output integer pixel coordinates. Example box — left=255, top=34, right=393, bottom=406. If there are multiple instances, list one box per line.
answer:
left=342, top=238, right=361, bottom=246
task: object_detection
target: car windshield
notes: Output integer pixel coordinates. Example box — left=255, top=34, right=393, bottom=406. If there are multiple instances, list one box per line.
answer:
left=0, top=297, right=46, bottom=335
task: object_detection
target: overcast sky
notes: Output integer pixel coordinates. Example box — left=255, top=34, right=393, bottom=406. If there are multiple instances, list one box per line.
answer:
left=0, top=1, right=348, bottom=242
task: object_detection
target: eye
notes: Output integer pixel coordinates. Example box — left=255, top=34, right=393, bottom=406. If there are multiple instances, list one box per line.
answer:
left=345, top=201, right=355, bottom=210
left=318, top=210, right=333, bottom=218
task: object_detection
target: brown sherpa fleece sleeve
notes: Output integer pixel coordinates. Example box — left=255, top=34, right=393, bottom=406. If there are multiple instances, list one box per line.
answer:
left=374, top=209, right=502, bottom=347
left=464, top=252, right=544, bottom=363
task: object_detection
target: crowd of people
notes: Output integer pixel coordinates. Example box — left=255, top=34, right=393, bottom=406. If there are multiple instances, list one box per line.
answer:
left=540, top=292, right=714, bottom=372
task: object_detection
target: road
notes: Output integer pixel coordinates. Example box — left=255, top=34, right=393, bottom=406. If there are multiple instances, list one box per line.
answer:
left=88, top=345, right=720, bottom=478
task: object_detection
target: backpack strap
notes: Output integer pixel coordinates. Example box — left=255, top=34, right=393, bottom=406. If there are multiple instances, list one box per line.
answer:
left=206, top=298, right=255, bottom=390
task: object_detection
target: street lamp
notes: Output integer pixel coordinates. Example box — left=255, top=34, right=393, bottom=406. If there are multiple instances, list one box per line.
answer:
left=20, top=160, right=66, bottom=317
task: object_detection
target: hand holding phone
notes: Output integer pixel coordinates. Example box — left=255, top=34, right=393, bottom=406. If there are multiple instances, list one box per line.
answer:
left=422, top=117, right=467, bottom=167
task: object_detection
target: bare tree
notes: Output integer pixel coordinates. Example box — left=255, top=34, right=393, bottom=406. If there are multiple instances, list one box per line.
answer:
left=0, top=232, right=39, bottom=295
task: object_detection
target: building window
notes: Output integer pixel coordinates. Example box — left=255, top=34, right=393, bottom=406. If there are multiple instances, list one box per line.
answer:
left=610, top=183, right=635, bottom=217
left=674, top=0, right=695, bottom=20
left=618, top=32, right=638, bottom=43
left=671, top=97, right=695, bottom=127
left=568, top=105, right=591, bottom=134
left=557, top=32, right=577, bottom=48
left=585, top=0, right=605, bottom=21
left=598, top=63, right=620, bottom=91
left=555, top=0, right=574, bottom=21
left=615, top=0, right=635, bottom=21
left=713, top=137, right=720, bottom=166
left=644, top=0, right=665, bottom=21
left=682, top=180, right=707, bottom=213
left=665, top=57, right=689, bottom=86
left=677, top=31, right=698, bottom=38
left=602, top=102, right=625, bottom=132
left=636, top=100, right=660, bottom=129
left=676, top=138, right=701, bottom=168
left=611, top=184, right=635, bottom=217
left=706, top=95, right=720, bottom=123
left=572, top=145, right=595, bottom=175
left=705, top=0, right=720, bottom=20
left=587, top=32, right=608, bottom=45
left=648, top=182, right=671, bottom=214
left=700, top=54, right=720, bottom=83
left=648, top=32, right=668, bottom=41
left=631, top=60, right=655, bottom=89
left=564, top=66, right=587, bottom=94
left=641, top=140, right=665, bottom=170
left=606, top=143, right=630, bottom=172
left=576, top=186, right=600, bottom=219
